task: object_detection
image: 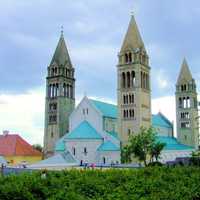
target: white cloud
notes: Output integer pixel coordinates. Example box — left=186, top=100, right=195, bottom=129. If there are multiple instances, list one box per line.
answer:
left=152, top=95, right=177, bottom=136
left=152, top=95, right=176, bottom=122
left=0, top=88, right=45, bottom=145
left=156, top=70, right=169, bottom=89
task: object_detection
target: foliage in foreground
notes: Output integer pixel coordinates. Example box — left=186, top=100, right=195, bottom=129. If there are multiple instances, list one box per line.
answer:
left=0, top=167, right=200, bottom=200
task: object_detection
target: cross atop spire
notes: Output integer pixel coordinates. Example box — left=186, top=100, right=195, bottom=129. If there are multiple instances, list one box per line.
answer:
left=120, top=14, right=145, bottom=53
left=130, top=11, right=134, bottom=16
left=177, top=58, right=193, bottom=84
left=61, top=25, right=64, bottom=36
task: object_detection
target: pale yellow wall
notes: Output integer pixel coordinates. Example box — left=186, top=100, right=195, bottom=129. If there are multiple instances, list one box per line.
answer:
left=117, top=62, right=151, bottom=145
left=5, top=156, right=42, bottom=165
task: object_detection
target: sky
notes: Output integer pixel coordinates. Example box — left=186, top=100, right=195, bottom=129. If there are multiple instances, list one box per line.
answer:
left=0, top=0, right=200, bottom=145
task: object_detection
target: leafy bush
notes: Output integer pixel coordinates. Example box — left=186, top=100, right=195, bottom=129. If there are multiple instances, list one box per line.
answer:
left=147, top=161, right=163, bottom=167
left=0, top=167, right=200, bottom=199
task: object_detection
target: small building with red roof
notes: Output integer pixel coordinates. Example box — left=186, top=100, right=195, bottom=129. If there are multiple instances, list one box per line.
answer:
left=0, top=131, right=42, bottom=165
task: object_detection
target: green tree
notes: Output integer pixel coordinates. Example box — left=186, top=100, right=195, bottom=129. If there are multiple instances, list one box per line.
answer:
left=150, top=142, right=166, bottom=162
left=122, top=127, right=165, bottom=166
left=32, top=144, right=43, bottom=152
left=121, top=146, right=131, bottom=164
left=190, top=151, right=200, bottom=166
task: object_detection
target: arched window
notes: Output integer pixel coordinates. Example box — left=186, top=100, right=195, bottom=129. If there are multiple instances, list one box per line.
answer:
left=122, top=72, right=126, bottom=88
left=48, top=85, right=51, bottom=97
left=132, top=94, right=134, bottom=103
left=143, top=73, right=146, bottom=89
left=142, top=55, right=146, bottom=64
left=126, top=95, right=128, bottom=104
left=146, top=74, right=149, bottom=90
left=63, top=83, right=66, bottom=96
left=126, top=110, right=129, bottom=118
left=123, top=95, right=126, bottom=104
left=125, top=53, right=129, bottom=63
left=67, top=84, right=70, bottom=98
left=187, top=97, right=190, bottom=108
left=103, top=157, right=106, bottom=164
left=52, top=84, right=55, bottom=97
left=127, top=72, right=131, bottom=88
left=129, top=95, right=132, bottom=104
left=129, top=110, right=132, bottom=118
left=141, top=72, right=143, bottom=88
left=56, top=83, right=59, bottom=97
left=84, top=147, right=87, bottom=155
left=70, top=85, right=73, bottom=98
left=181, top=85, right=184, bottom=91
left=183, top=97, right=187, bottom=108
left=184, top=84, right=187, bottom=91
left=132, top=110, right=134, bottom=118
left=51, top=68, right=54, bottom=76
left=131, top=71, right=136, bottom=87
left=123, top=110, right=126, bottom=118
left=129, top=52, right=132, bottom=62
left=55, top=68, right=57, bottom=75
left=179, top=97, right=182, bottom=108
left=53, top=103, right=57, bottom=110
left=72, top=147, right=76, bottom=156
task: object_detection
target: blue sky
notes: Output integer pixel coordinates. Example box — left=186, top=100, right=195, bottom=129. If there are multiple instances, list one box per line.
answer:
left=0, top=0, right=200, bottom=144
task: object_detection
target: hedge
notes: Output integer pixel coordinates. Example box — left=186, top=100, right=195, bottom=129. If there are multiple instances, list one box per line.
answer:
left=0, top=167, right=200, bottom=200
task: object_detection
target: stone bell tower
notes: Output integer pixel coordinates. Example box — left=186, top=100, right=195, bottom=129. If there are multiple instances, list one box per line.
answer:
left=176, top=58, right=199, bottom=149
left=44, top=31, right=75, bottom=157
left=117, top=14, right=151, bottom=145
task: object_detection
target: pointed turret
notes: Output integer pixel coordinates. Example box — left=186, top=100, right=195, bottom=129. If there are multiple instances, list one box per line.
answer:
left=50, top=32, right=72, bottom=67
left=44, top=30, right=75, bottom=158
left=120, top=15, right=145, bottom=53
left=177, top=58, right=193, bottom=84
left=117, top=14, right=151, bottom=146
left=175, top=58, right=199, bottom=149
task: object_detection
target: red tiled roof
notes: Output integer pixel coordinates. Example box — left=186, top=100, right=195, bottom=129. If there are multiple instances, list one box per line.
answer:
left=0, top=134, right=42, bottom=156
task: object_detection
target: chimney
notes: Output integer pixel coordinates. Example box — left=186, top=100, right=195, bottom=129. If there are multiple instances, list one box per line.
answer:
left=3, top=130, right=9, bottom=136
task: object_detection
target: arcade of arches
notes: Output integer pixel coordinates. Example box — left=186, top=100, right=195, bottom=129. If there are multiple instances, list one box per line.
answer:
left=48, top=83, right=74, bottom=99
left=121, top=71, right=149, bottom=90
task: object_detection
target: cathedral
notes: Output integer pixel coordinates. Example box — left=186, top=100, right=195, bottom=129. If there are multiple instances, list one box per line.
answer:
left=43, top=15, right=199, bottom=164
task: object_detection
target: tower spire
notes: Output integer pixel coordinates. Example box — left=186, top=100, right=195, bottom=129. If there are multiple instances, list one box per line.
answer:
left=177, top=58, right=193, bottom=84
left=50, top=30, right=72, bottom=67
left=120, top=14, right=145, bottom=53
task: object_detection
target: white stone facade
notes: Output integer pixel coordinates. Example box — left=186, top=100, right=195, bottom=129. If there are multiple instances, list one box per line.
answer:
left=63, top=97, right=121, bottom=164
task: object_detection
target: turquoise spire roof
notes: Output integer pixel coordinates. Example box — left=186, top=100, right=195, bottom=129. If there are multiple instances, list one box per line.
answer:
left=32, top=152, right=77, bottom=165
left=157, top=136, right=194, bottom=151
left=90, top=99, right=117, bottom=119
left=65, top=121, right=103, bottom=140
left=106, top=131, right=119, bottom=140
left=152, top=113, right=172, bottom=128
left=55, top=135, right=66, bottom=152
left=98, top=141, right=120, bottom=152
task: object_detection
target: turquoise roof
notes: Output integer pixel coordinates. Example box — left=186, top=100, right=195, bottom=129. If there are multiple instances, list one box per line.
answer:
left=65, top=121, right=103, bottom=140
left=106, top=131, right=119, bottom=140
left=98, top=141, right=120, bottom=151
left=90, top=99, right=117, bottom=119
left=32, top=152, right=77, bottom=165
left=55, top=135, right=65, bottom=152
left=157, top=136, right=194, bottom=151
left=152, top=113, right=172, bottom=128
